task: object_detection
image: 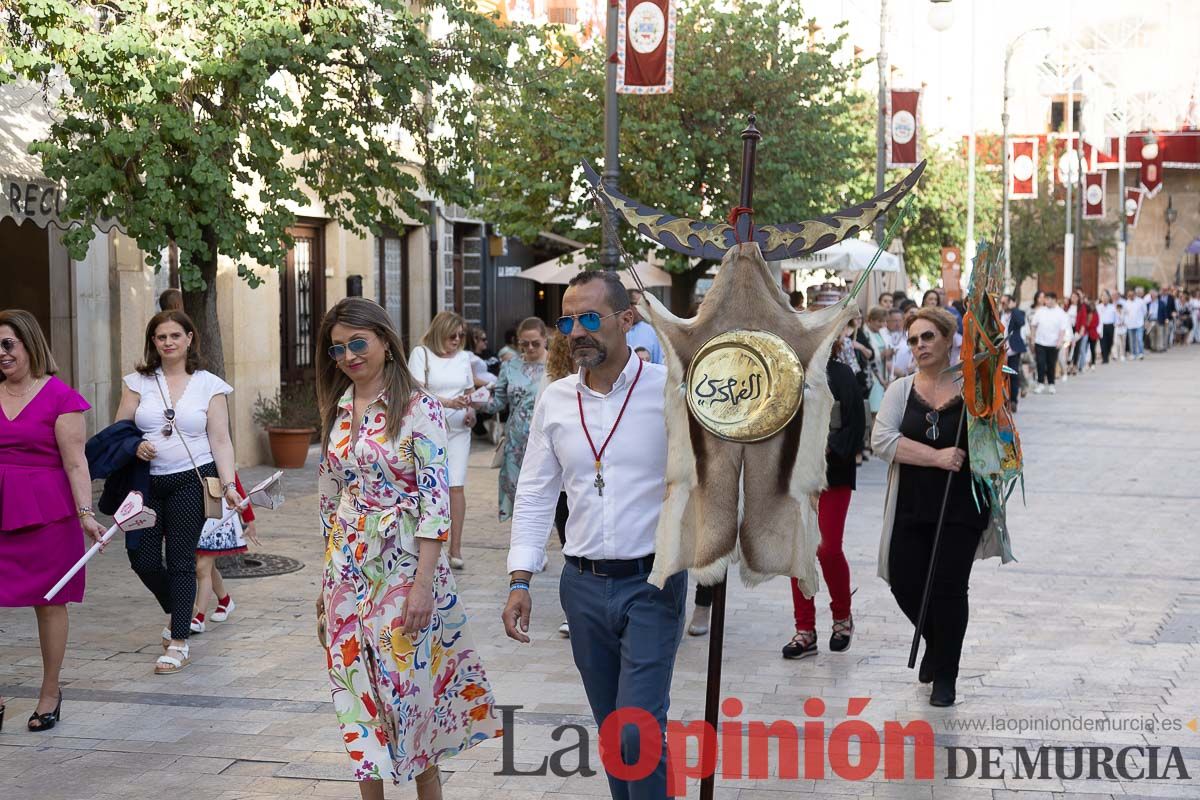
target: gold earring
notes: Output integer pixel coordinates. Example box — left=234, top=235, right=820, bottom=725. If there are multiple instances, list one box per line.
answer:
left=386, top=350, right=394, bottom=362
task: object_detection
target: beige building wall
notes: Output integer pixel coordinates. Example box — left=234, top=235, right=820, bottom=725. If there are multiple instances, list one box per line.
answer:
left=1102, top=171, right=1200, bottom=289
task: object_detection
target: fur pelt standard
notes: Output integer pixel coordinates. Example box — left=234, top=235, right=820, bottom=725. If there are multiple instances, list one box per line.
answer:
left=643, top=243, right=853, bottom=593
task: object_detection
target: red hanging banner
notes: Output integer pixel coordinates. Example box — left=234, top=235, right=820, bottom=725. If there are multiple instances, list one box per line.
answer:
left=886, top=88, right=922, bottom=168
left=1082, top=172, right=1105, bottom=219
left=1138, top=135, right=1163, bottom=197
left=1124, top=186, right=1145, bottom=228
left=1008, top=137, right=1039, bottom=199
left=615, top=0, right=676, bottom=94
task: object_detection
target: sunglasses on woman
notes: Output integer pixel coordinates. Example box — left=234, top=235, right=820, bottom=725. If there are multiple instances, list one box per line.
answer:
left=0, top=338, right=19, bottom=353
left=518, top=340, right=544, bottom=350
left=555, top=311, right=620, bottom=336
left=161, top=408, right=176, bottom=438
left=328, top=338, right=371, bottom=361
left=906, top=330, right=938, bottom=348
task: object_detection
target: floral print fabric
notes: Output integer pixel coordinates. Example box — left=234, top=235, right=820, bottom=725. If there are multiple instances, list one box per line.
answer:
left=319, top=388, right=500, bottom=784
left=482, top=358, right=546, bottom=521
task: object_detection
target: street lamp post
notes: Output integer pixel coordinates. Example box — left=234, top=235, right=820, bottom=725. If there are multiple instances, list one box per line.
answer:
left=874, top=0, right=889, bottom=246
left=1001, top=27, right=1049, bottom=292
left=600, top=0, right=620, bottom=271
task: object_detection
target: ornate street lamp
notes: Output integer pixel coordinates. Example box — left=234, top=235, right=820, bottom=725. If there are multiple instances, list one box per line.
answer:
left=928, top=0, right=955, bottom=31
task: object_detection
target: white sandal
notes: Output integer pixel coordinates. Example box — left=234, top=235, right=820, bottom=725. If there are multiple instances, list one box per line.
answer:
left=161, top=627, right=172, bottom=651
left=155, top=643, right=190, bottom=675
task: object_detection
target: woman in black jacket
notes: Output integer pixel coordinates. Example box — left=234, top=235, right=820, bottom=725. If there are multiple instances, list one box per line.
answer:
left=782, top=340, right=866, bottom=660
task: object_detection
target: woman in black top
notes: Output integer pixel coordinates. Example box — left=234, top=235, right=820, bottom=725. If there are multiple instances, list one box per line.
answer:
left=782, top=341, right=865, bottom=661
left=874, top=307, right=989, bottom=707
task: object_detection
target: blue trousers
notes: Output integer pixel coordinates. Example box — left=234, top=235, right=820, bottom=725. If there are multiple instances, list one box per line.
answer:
left=559, top=565, right=687, bottom=800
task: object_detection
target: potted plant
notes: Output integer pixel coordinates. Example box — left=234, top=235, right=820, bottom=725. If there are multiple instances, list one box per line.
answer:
left=253, top=383, right=319, bottom=469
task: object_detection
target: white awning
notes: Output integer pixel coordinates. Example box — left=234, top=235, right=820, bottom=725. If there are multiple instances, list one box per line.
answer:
left=0, top=81, right=67, bottom=228
left=0, top=81, right=119, bottom=234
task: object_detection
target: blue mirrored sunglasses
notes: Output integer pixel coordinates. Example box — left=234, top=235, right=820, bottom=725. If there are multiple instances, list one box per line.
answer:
left=555, top=311, right=620, bottom=336
left=328, top=338, right=371, bottom=361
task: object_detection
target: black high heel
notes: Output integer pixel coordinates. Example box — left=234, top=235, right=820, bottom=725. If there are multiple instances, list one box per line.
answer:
left=27, top=693, right=62, bottom=732
left=1, top=702, right=6, bottom=731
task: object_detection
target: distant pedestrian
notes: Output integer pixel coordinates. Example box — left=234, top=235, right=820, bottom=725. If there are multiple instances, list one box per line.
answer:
left=158, top=288, right=184, bottom=312
left=1097, top=290, right=1118, bottom=364
left=0, top=309, right=106, bottom=731
left=1122, top=289, right=1146, bottom=360
left=476, top=317, right=548, bottom=522
left=1031, top=292, right=1071, bottom=394
left=541, top=332, right=574, bottom=639
left=625, top=288, right=665, bottom=365
left=1001, top=294, right=1026, bottom=412
left=782, top=339, right=863, bottom=661
left=410, top=312, right=475, bottom=570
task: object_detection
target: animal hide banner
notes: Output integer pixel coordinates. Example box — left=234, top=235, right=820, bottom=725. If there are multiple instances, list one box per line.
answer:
left=640, top=243, right=853, bottom=594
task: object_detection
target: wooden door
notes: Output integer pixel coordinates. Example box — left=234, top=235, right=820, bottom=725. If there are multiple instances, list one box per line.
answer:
left=280, top=223, right=325, bottom=384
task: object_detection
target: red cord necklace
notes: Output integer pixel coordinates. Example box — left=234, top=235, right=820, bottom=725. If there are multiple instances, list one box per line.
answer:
left=576, top=354, right=644, bottom=496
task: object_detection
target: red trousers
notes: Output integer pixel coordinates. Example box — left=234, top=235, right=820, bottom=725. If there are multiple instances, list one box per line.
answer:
left=790, top=486, right=853, bottom=630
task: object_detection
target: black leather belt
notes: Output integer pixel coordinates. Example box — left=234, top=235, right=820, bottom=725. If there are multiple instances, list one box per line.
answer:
left=565, top=554, right=655, bottom=577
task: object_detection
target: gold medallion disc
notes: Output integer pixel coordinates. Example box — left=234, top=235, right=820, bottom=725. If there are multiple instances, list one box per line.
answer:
left=685, top=330, right=805, bottom=442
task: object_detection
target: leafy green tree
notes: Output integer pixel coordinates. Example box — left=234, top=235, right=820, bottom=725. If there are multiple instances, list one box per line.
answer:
left=2, top=0, right=516, bottom=373
left=476, top=0, right=871, bottom=312
left=1009, top=189, right=1117, bottom=300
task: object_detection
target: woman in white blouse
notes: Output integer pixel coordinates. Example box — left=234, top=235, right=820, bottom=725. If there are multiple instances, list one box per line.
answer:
left=410, top=312, right=475, bottom=569
left=114, top=311, right=240, bottom=674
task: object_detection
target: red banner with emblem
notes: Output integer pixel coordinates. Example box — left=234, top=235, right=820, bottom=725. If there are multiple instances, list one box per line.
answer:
left=1138, top=135, right=1163, bottom=197
left=1008, top=138, right=1038, bottom=199
left=616, top=0, right=676, bottom=94
left=1082, top=172, right=1105, bottom=219
left=886, top=88, right=922, bottom=168
left=1124, top=186, right=1145, bottom=228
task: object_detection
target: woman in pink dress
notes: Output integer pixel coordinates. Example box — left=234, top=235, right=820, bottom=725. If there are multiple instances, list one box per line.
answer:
left=0, top=310, right=106, bottom=732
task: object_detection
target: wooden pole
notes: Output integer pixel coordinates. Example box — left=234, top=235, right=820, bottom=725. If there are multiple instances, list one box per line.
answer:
left=907, top=403, right=968, bottom=668
left=700, top=115, right=759, bottom=800
left=698, top=579, right=727, bottom=800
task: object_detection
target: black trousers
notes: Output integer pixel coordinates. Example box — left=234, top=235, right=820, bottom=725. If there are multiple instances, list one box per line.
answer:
left=888, top=519, right=982, bottom=683
left=1100, top=324, right=1115, bottom=363
left=128, top=463, right=215, bottom=640
left=1034, top=344, right=1058, bottom=384
left=1007, top=353, right=1022, bottom=410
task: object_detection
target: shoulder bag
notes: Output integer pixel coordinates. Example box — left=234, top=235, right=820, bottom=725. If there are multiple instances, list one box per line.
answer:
left=154, top=373, right=224, bottom=519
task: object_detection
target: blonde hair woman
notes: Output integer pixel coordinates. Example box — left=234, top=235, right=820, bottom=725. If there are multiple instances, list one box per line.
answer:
left=315, top=298, right=499, bottom=799
left=409, top=311, right=474, bottom=569
left=871, top=307, right=1005, bottom=708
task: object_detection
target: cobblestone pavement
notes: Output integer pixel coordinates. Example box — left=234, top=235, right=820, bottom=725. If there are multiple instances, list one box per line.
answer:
left=3, top=348, right=1199, bottom=799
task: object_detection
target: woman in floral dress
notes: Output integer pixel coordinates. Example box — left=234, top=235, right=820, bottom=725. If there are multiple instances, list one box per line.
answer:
left=477, top=317, right=548, bottom=521
left=315, top=298, right=500, bottom=800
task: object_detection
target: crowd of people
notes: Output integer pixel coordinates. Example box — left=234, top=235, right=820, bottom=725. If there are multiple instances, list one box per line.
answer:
left=1, top=275, right=1195, bottom=799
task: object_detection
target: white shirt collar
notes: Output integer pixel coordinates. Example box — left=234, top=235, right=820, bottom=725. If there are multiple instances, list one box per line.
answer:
left=574, top=346, right=638, bottom=398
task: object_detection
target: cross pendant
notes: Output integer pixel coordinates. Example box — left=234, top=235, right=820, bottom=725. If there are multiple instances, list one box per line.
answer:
left=594, top=470, right=605, bottom=497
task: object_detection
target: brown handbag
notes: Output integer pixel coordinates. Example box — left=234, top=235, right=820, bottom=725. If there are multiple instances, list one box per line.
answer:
left=154, top=374, right=224, bottom=519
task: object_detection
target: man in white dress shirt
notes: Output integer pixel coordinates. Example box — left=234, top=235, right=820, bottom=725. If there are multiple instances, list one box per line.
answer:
left=503, top=270, right=685, bottom=800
